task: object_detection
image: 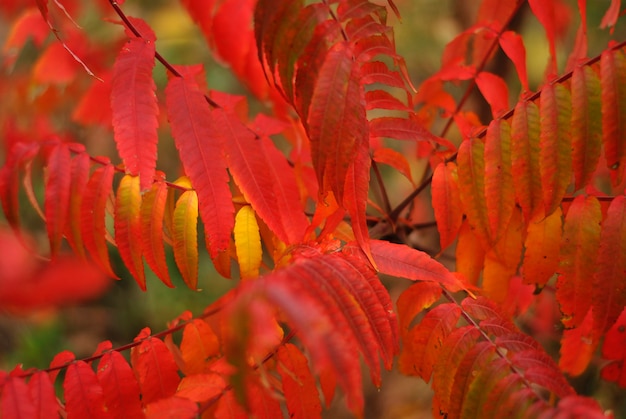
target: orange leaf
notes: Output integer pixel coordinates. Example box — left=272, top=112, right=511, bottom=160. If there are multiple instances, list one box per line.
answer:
left=539, top=83, right=572, bottom=216
left=458, top=138, right=490, bottom=248
left=556, top=195, right=602, bottom=328
left=522, top=208, right=562, bottom=287
left=277, top=343, right=322, bottom=419
left=80, top=163, right=118, bottom=279
left=601, top=307, right=626, bottom=387
left=144, top=396, right=198, bottom=419
left=141, top=180, right=172, bottom=287
left=114, top=174, right=145, bottom=290
left=559, top=309, right=597, bottom=376
left=175, top=373, right=226, bottom=403
left=180, top=319, right=220, bottom=375
left=432, top=162, right=463, bottom=251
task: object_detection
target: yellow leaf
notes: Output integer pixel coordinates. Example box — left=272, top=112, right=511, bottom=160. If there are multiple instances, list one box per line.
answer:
left=234, top=206, right=262, bottom=279
left=173, top=190, right=198, bottom=289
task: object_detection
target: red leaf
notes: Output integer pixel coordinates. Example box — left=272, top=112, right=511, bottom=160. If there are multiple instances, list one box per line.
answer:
left=28, top=372, right=58, bottom=419
left=476, top=72, right=510, bottom=118
left=367, top=239, right=467, bottom=292
left=511, top=100, right=542, bottom=222
left=73, top=72, right=113, bottom=126
left=499, top=31, right=529, bottom=92
left=601, top=307, right=626, bottom=387
left=432, top=162, right=463, bottom=251
left=44, top=141, right=71, bottom=258
left=600, top=48, right=626, bottom=186
left=571, top=64, right=602, bottom=190
left=141, top=180, right=172, bottom=287
left=592, top=196, right=626, bottom=338
left=111, top=30, right=158, bottom=190
left=527, top=0, right=571, bottom=74
left=306, top=41, right=367, bottom=202
left=484, top=119, right=514, bottom=244
left=175, top=373, right=226, bottom=403
left=115, top=175, right=145, bottom=289
left=165, top=66, right=234, bottom=258
left=213, top=105, right=291, bottom=243
left=145, top=396, right=198, bottom=419
left=277, top=343, right=322, bottom=419
left=97, top=351, right=143, bottom=419
left=600, top=0, right=621, bottom=30
left=399, top=303, right=462, bottom=381
left=396, top=281, right=442, bottom=335
left=372, top=147, right=414, bottom=184
left=64, top=152, right=90, bottom=259
left=80, top=163, right=118, bottom=279
left=131, top=335, right=181, bottom=405
left=49, top=350, right=76, bottom=384
left=64, top=361, right=107, bottom=419
left=369, top=116, right=456, bottom=151
left=1, top=375, right=35, bottom=419
left=559, top=309, right=597, bottom=376
left=539, top=83, right=573, bottom=216
left=522, top=208, right=562, bottom=287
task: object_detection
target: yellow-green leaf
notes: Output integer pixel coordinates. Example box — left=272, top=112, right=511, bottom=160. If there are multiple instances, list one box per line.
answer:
left=173, top=190, right=199, bottom=289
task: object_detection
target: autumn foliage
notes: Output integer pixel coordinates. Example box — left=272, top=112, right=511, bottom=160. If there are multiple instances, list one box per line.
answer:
left=1, top=0, right=626, bottom=417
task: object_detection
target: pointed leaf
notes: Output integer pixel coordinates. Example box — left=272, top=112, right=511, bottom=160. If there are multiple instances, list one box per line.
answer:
left=111, top=22, right=158, bottom=190
left=64, top=152, right=90, bottom=258
left=432, top=162, right=463, bottom=251
left=115, top=174, right=145, bottom=289
left=306, top=41, right=367, bottom=202
left=165, top=66, right=234, bottom=258
left=80, top=163, right=117, bottom=279
left=234, top=205, right=262, bottom=279
left=511, top=100, right=542, bottom=221
left=522, top=208, right=562, bottom=287
left=180, top=319, right=220, bottom=375
left=277, top=343, right=322, bottom=419
left=601, top=307, right=626, bottom=387
left=484, top=119, right=514, bottom=243
left=399, top=303, right=462, bottom=380
left=458, top=138, right=490, bottom=248
left=499, top=30, right=529, bottom=92
left=600, top=47, right=626, bottom=185
left=172, top=190, right=199, bottom=290
left=45, top=143, right=71, bottom=257
left=97, top=350, right=143, bottom=419
left=141, top=180, right=172, bottom=287
left=132, top=334, right=181, bottom=405
left=592, top=196, right=626, bottom=338
left=64, top=361, right=107, bottom=419
left=571, top=64, right=602, bottom=190
left=367, top=239, right=467, bottom=292
left=539, top=83, right=572, bottom=216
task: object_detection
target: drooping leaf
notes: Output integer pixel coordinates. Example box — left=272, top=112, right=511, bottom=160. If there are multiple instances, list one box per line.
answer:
left=522, top=208, right=562, bottom=287
left=372, top=147, right=414, bottom=184
left=399, top=303, right=462, bottom=381
left=559, top=309, right=596, bottom=376
left=131, top=330, right=181, bottom=406
left=234, top=205, right=262, bottom=279
left=115, top=174, right=145, bottom=290
left=0, top=375, right=35, bottom=419
left=0, top=142, right=39, bottom=232
left=499, top=30, right=529, bottom=92
left=111, top=19, right=158, bottom=191
left=511, top=100, right=542, bottom=221
left=539, top=83, right=572, bottom=216
left=277, top=343, right=322, bottom=419
left=180, top=319, right=220, bottom=375
left=172, top=189, right=199, bottom=290
left=484, top=119, right=514, bottom=244
left=592, top=196, right=626, bottom=338
left=457, top=138, right=490, bottom=248
left=80, top=163, right=117, bottom=279
left=28, top=371, right=58, bottom=419
left=64, top=361, right=107, bottom=419
left=141, top=179, right=172, bottom=287
left=432, top=162, right=463, bottom=251
left=601, top=307, right=626, bottom=387
left=97, top=349, right=143, bottom=419
left=557, top=196, right=602, bottom=328
left=64, top=152, right=90, bottom=258
left=571, top=64, right=602, bottom=190
left=165, top=65, right=234, bottom=258
left=600, top=47, right=626, bottom=185
left=476, top=72, right=510, bottom=118
left=306, top=41, right=367, bottom=202
left=44, top=142, right=71, bottom=257
left=245, top=374, right=283, bottom=419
